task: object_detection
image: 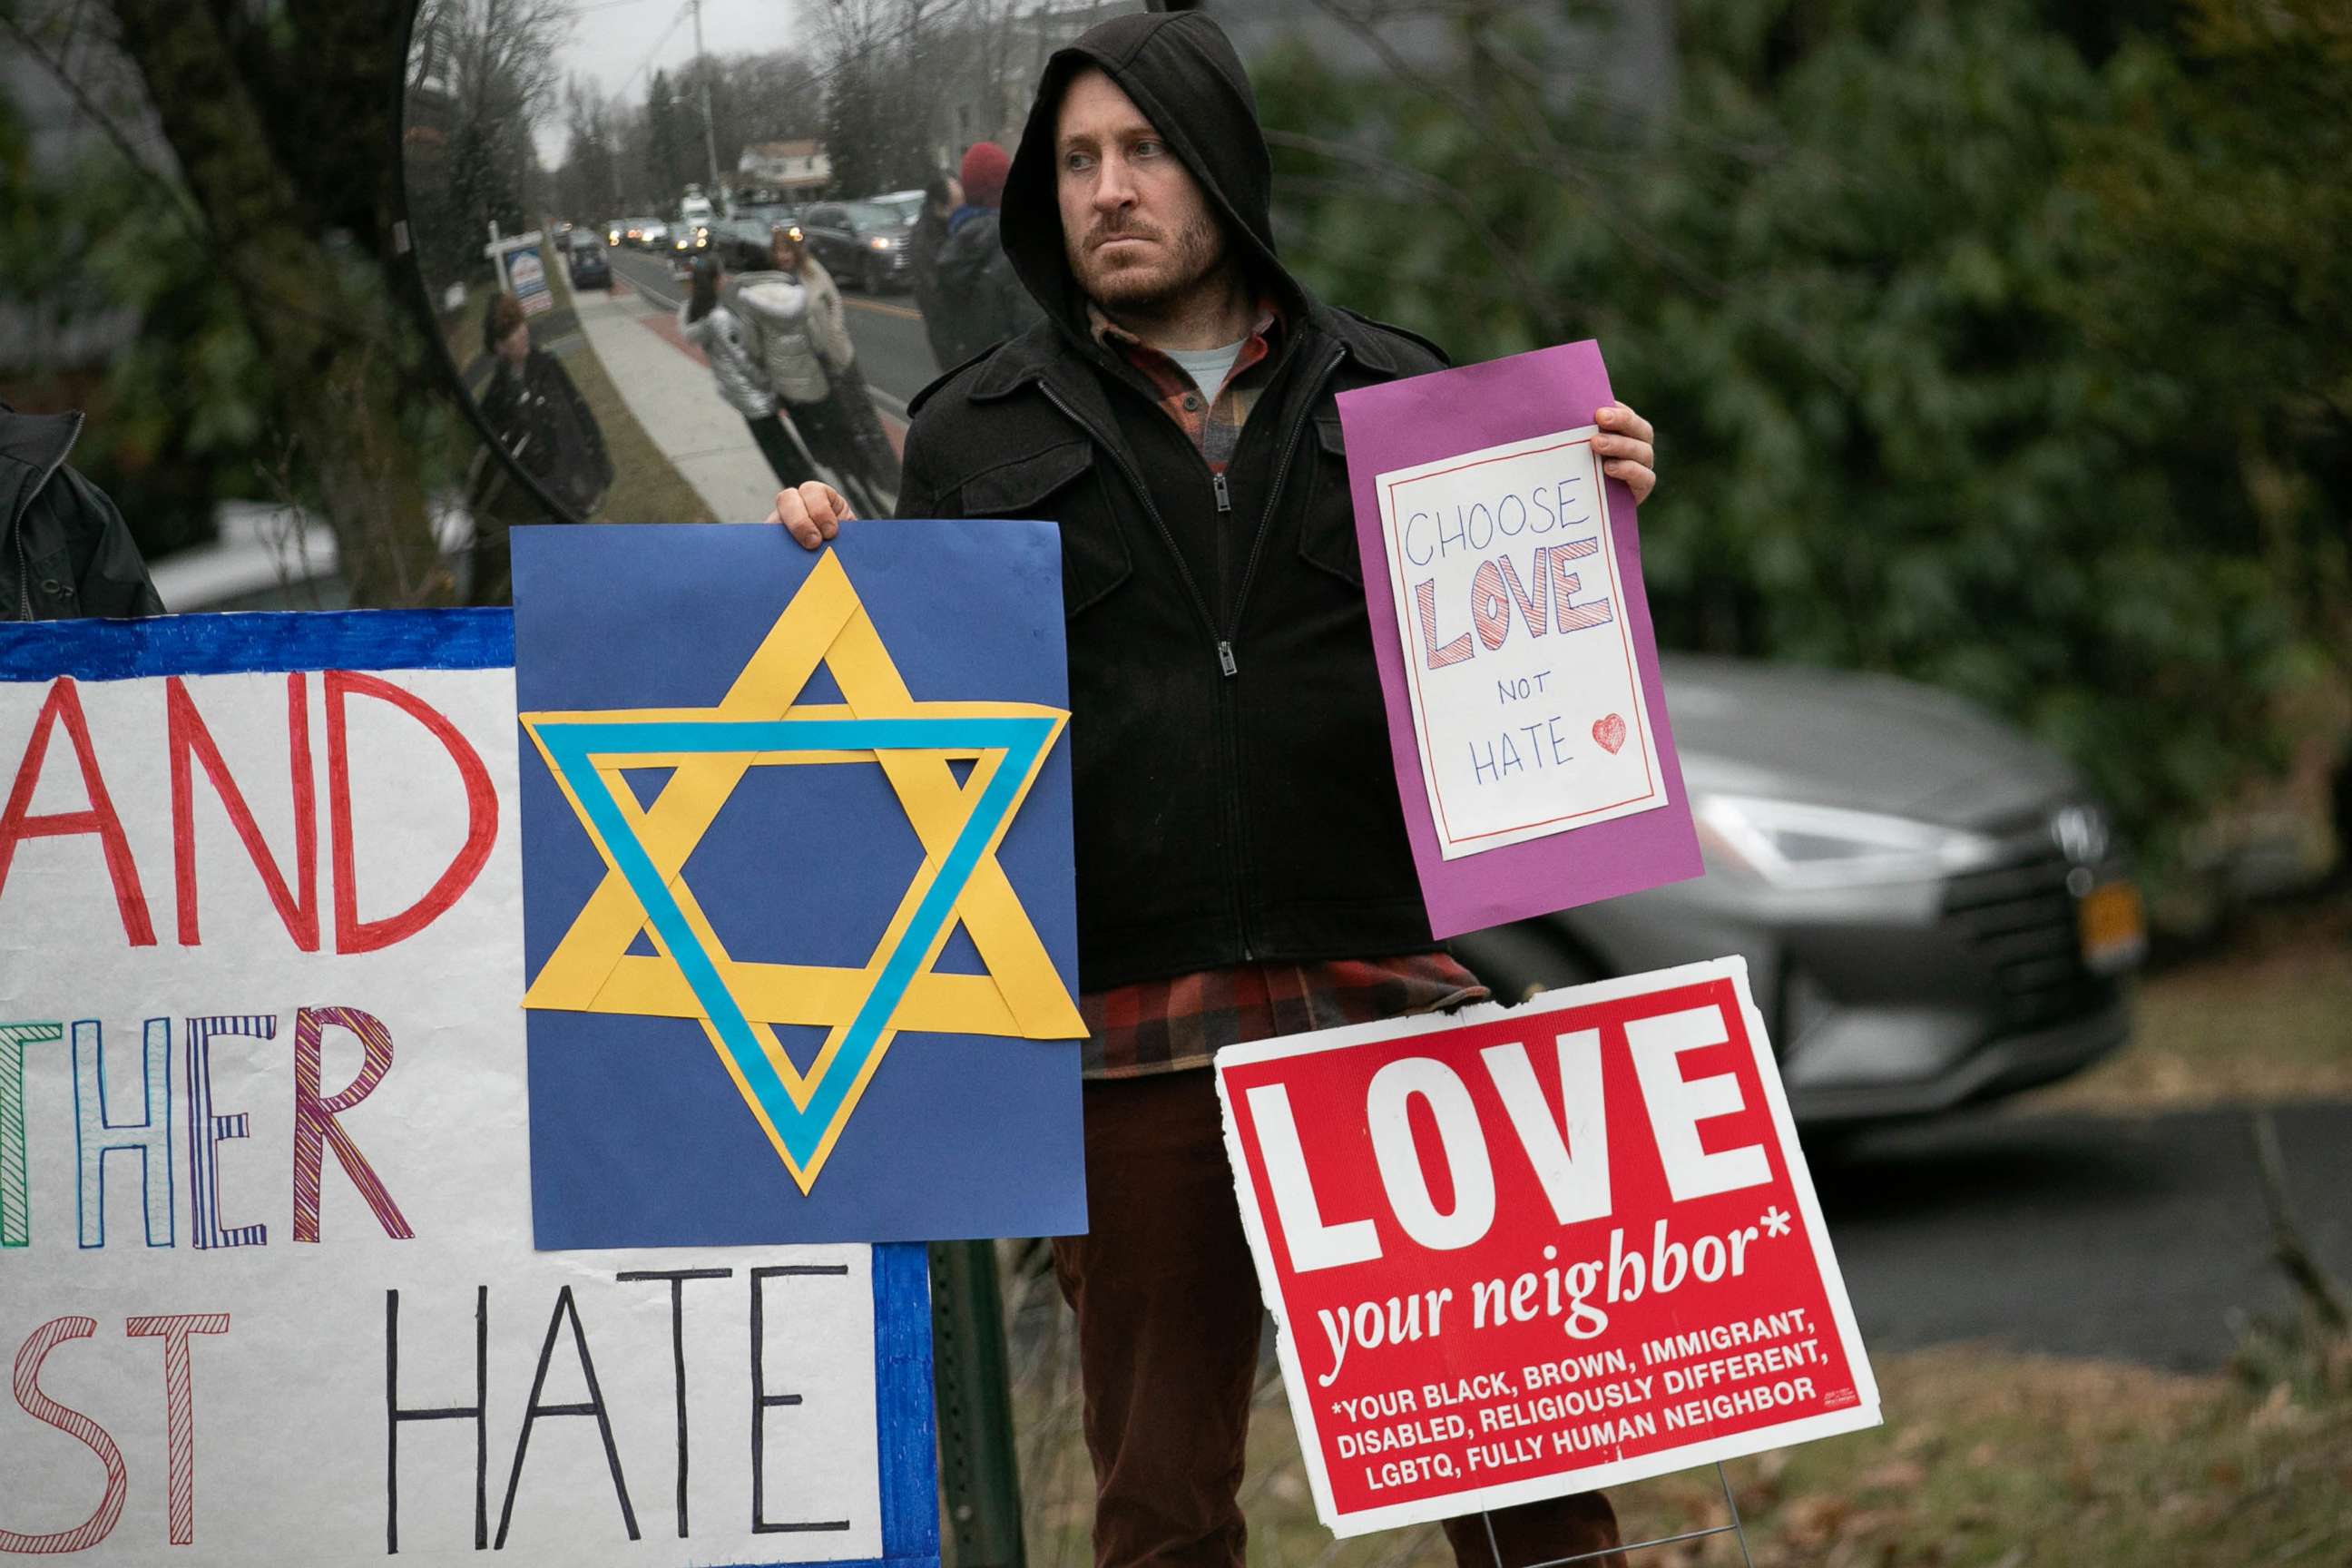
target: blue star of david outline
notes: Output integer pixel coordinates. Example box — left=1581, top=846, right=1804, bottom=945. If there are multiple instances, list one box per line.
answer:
left=530, top=714, right=1060, bottom=1175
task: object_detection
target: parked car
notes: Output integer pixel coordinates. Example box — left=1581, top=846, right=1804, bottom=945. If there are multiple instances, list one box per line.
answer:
left=1449, top=655, right=2143, bottom=1127
left=797, top=195, right=921, bottom=293
left=564, top=230, right=610, bottom=289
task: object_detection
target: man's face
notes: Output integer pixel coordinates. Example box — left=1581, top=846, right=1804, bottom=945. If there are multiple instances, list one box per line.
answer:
left=496, top=323, right=530, bottom=367
left=1054, top=66, right=1222, bottom=310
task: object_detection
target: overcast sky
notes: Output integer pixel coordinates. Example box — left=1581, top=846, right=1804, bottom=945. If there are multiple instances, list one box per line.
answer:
left=531, top=0, right=813, bottom=165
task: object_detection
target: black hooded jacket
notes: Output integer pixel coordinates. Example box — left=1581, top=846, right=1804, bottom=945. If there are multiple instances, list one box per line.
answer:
left=896, top=10, right=1449, bottom=991
left=1, top=404, right=163, bottom=622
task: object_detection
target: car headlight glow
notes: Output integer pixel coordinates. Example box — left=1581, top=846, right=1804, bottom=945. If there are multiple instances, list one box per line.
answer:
left=869, top=236, right=894, bottom=250
left=1694, top=795, right=2001, bottom=887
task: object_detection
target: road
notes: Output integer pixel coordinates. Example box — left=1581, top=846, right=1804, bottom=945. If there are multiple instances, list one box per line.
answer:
left=1816, top=1099, right=2352, bottom=1370
left=604, top=244, right=945, bottom=417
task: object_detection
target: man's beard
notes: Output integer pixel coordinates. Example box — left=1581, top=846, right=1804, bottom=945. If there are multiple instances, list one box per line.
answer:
left=1075, top=212, right=1224, bottom=312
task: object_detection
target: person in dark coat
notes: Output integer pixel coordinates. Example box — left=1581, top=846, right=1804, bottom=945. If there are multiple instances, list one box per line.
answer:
left=929, top=141, right=1044, bottom=367
left=475, top=292, right=612, bottom=522
left=0, top=397, right=164, bottom=621
left=467, top=292, right=612, bottom=603
left=907, top=172, right=963, bottom=372
left=769, top=14, right=1661, bottom=1568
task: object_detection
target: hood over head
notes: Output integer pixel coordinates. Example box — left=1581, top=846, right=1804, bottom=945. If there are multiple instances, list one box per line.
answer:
left=999, top=9, right=1298, bottom=335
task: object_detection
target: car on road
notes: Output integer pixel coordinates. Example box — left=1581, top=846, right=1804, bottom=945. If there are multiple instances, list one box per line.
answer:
left=798, top=195, right=921, bottom=293
left=709, top=215, right=781, bottom=270
left=632, top=217, right=669, bottom=250
left=731, top=184, right=799, bottom=230
left=564, top=230, right=610, bottom=289
left=1449, top=656, right=2143, bottom=1129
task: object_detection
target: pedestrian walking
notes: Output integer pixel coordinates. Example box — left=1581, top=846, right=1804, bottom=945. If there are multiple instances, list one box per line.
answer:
left=681, top=253, right=821, bottom=493
left=769, top=13, right=1662, bottom=1568
left=730, top=224, right=900, bottom=517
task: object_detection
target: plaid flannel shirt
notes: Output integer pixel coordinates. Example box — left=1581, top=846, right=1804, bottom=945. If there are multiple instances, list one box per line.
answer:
left=1074, top=301, right=1486, bottom=1078
left=1087, top=299, right=1277, bottom=472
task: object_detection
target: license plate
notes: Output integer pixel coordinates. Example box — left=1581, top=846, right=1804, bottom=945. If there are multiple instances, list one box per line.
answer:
left=2078, top=881, right=2147, bottom=974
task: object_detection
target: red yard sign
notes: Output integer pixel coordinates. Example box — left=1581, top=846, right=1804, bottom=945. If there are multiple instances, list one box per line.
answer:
left=1216, top=958, right=1878, bottom=1536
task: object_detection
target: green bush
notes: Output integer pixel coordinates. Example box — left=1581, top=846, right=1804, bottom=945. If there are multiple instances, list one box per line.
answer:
left=1254, top=0, right=2346, bottom=875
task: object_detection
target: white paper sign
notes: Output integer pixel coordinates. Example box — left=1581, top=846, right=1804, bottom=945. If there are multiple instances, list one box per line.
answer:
left=0, top=626, right=928, bottom=1566
left=1373, top=426, right=1671, bottom=859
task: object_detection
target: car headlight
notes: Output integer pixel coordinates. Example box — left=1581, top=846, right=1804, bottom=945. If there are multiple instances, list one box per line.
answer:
left=869, top=236, right=894, bottom=250
left=1694, top=795, right=2001, bottom=888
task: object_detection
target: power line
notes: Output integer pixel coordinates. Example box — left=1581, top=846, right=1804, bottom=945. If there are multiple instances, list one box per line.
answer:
left=611, top=0, right=694, bottom=99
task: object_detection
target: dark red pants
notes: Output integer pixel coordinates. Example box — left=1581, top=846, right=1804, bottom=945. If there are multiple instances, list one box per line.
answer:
left=1051, top=1070, right=1627, bottom=1568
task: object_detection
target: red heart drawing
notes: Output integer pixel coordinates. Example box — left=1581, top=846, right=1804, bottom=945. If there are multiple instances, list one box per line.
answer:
left=1592, top=713, right=1628, bottom=755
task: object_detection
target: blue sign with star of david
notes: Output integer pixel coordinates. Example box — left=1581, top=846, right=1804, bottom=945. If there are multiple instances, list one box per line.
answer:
left=512, top=523, right=1087, bottom=1248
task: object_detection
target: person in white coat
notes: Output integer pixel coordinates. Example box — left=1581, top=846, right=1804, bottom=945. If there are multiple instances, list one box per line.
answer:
left=726, top=224, right=900, bottom=516
left=680, top=254, right=818, bottom=491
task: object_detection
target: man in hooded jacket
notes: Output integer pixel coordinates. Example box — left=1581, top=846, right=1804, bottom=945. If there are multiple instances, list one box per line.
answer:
left=770, top=13, right=1656, bottom=1568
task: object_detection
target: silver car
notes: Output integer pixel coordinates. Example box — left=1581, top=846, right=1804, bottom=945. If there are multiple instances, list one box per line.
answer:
left=1452, top=655, right=2144, bottom=1124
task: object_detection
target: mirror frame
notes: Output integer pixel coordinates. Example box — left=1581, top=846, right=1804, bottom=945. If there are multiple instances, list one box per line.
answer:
left=389, top=0, right=603, bottom=528
left=386, top=0, right=1197, bottom=530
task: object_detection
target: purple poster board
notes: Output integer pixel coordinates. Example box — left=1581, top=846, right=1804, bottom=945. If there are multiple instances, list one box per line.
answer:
left=1336, top=339, right=1702, bottom=938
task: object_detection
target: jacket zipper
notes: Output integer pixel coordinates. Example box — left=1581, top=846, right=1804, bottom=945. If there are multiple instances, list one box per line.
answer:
left=1208, top=348, right=1346, bottom=961
left=1038, top=383, right=1222, bottom=652
left=1040, top=380, right=1259, bottom=957
left=1038, top=346, right=1346, bottom=965
left=1220, top=348, right=1346, bottom=674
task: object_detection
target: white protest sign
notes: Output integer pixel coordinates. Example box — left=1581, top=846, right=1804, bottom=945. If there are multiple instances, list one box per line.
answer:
left=0, top=616, right=935, bottom=1566
left=1373, top=427, right=1672, bottom=859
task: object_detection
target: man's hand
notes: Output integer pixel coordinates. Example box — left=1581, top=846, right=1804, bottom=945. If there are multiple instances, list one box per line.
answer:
left=767, top=481, right=856, bottom=548
left=1594, top=403, right=1657, bottom=505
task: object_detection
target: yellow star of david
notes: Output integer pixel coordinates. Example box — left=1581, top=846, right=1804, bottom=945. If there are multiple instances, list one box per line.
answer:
left=519, top=549, right=1083, bottom=1193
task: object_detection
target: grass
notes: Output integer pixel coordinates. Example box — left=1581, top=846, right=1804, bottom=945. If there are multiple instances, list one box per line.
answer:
left=1002, top=1266, right=2352, bottom=1568
left=2020, top=891, right=2352, bottom=1114
left=449, top=256, right=712, bottom=526
left=540, top=260, right=712, bottom=524
left=1606, top=1342, right=2352, bottom=1567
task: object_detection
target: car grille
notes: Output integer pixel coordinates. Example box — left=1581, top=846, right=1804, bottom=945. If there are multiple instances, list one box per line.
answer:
left=1941, top=815, right=2121, bottom=1034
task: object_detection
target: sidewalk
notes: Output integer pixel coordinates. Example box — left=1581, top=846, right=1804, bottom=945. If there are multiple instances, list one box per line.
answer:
left=571, top=278, right=782, bottom=522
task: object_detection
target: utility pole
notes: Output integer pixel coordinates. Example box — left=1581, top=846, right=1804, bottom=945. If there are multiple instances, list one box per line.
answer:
left=691, top=0, right=721, bottom=201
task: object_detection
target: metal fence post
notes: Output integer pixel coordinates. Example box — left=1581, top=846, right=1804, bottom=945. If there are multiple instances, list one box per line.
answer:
left=930, top=1240, right=1027, bottom=1568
